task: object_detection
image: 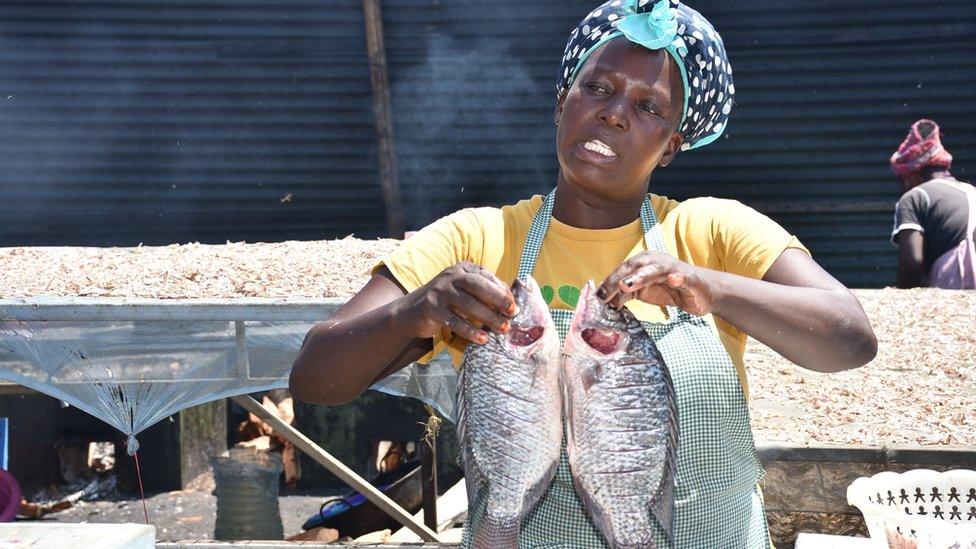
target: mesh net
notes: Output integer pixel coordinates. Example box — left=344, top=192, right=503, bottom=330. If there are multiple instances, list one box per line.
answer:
left=0, top=318, right=458, bottom=454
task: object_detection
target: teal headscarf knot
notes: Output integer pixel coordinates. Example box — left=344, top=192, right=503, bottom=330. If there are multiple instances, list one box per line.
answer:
left=616, top=0, right=678, bottom=51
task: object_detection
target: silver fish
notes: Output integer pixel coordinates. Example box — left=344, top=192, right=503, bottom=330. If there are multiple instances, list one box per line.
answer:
left=457, top=275, right=563, bottom=549
left=563, top=281, right=678, bottom=549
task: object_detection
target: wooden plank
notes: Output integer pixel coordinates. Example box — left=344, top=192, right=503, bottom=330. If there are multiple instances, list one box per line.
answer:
left=362, top=0, right=404, bottom=237
left=231, top=395, right=441, bottom=543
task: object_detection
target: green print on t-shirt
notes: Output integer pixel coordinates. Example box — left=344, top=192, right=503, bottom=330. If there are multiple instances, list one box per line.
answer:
left=540, top=285, right=581, bottom=308
left=540, top=285, right=555, bottom=305
left=558, top=285, right=581, bottom=308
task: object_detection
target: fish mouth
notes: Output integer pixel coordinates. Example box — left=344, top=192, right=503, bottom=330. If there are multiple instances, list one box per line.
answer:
left=508, top=276, right=550, bottom=348
left=571, top=281, right=627, bottom=355
left=574, top=281, right=601, bottom=323
left=571, top=281, right=597, bottom=329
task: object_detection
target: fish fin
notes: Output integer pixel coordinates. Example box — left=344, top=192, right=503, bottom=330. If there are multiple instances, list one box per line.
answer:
left=572, top=473, right=613, bottom=546
left=528, top=357, right=539, bottom=391
left=457, top=362, right=510, bottom=547
left=458, top=428, right=490, bottom=538
left=463, top=460, right=484, bottom=515
left=521, top=446, right=559, bottom=516
left=455, top=357, right=480, bottom=501
left=566, top=422, right=614, bottom=546
left=524, top=332, right=561, bottom=513
left=455, top=354, right=474, bottom=457
left=651, top=364, right=680, bottom=544
left=465, top=465, right=517, bottom=549
left=562, top=379, right=575, bottom=458
left=581, top=359, right=603, bottom=391
left=651, top=450, right=677, bottom=545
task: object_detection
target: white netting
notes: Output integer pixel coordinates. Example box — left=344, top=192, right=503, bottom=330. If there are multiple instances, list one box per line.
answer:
left=0, top=317, right=458, bottom=454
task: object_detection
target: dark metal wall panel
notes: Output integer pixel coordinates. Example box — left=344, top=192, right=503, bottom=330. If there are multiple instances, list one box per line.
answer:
left=382, top=0, right=576, bottom=225
left=382, top=0, right=976, bottom=288
left=0, top=1, right=382, bottom=246
left=776, top=211, right=897, bottom=288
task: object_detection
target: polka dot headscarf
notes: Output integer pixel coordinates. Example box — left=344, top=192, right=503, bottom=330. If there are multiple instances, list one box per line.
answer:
left=557, top=0, right=734, bottom=151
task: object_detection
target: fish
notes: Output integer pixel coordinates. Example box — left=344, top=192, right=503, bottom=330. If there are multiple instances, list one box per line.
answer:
left=563, top=280, right=678, bottom=549
left=456, top=275, right=563, bottom=549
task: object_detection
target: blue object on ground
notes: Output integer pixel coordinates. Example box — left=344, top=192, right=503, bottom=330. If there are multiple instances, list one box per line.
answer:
left=0, top=418, right=7, bottom=470
left=301, top=483, right=394, bottom=531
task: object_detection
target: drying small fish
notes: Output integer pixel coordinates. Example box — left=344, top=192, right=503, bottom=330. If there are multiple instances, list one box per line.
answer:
left=563, top=281, right=678, bottom=548
left=457, top=275, right=562, bottom=549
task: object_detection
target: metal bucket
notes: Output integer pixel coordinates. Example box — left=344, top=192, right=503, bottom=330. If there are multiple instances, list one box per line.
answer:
left=212, top=448, right=284, bottom=540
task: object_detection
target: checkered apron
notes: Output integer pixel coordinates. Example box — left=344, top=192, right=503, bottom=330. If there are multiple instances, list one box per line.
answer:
left=463, top=190, right=770, bottom=548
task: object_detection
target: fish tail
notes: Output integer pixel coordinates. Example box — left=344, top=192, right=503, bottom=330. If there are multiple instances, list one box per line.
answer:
left=471, top=512, right=519, bottom=549
left=655, top=365, right=679, bottom=545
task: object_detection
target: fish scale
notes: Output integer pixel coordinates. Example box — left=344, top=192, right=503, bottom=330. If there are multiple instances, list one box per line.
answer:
left=564, top=281, right=679, bottom=549
left=457, top=276, right=563, bottom=549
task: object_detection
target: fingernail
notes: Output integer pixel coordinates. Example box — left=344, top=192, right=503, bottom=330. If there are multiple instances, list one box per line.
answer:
left=623, top=278, right=634, bottom=287
left=478, top=332, right=489, bottom=344
left=501, top=321, right=511, bottom=332
left=595, top=287, right=607, bottom=299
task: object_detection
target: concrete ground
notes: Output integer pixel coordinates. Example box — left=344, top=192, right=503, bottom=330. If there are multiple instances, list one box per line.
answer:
left=22, top=488, right=340, bottom=542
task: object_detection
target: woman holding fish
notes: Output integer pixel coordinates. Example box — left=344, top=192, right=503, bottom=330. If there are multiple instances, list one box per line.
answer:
left=291, top=0, right=877, bottom=546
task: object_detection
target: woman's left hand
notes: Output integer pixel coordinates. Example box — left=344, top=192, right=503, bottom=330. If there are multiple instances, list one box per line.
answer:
left=596, top=251, right=716, bottom=315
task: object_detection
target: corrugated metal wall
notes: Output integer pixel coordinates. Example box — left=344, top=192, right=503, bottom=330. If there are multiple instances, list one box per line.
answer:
left=1, top=1, right=974, bottom=287
left=0, top=0, right=383, bottom=245
left=383, top=0, right=567, bottom=225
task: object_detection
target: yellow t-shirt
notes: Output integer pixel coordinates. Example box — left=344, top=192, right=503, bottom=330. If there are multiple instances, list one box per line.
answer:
left=377, top=194, right=808, bottom=398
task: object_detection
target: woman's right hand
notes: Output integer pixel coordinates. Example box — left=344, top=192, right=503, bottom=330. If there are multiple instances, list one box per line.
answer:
left=398, top=262, right=516, bottom=345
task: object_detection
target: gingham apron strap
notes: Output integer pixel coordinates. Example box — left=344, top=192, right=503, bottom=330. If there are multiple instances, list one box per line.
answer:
left=640, top=198, right=691, bottom=324
left=518, top=188, right=690, bottom=322
left=516, top=190, right=556, bottom=280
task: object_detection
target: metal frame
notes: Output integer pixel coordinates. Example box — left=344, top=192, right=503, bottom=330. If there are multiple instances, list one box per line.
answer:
left=0, top=297, right=344, bottom=322
left=0, top=297, right=442, bottom=542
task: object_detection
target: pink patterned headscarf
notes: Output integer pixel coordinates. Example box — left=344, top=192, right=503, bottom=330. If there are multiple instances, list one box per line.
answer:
left=890, top=119, right=953, bottom=176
